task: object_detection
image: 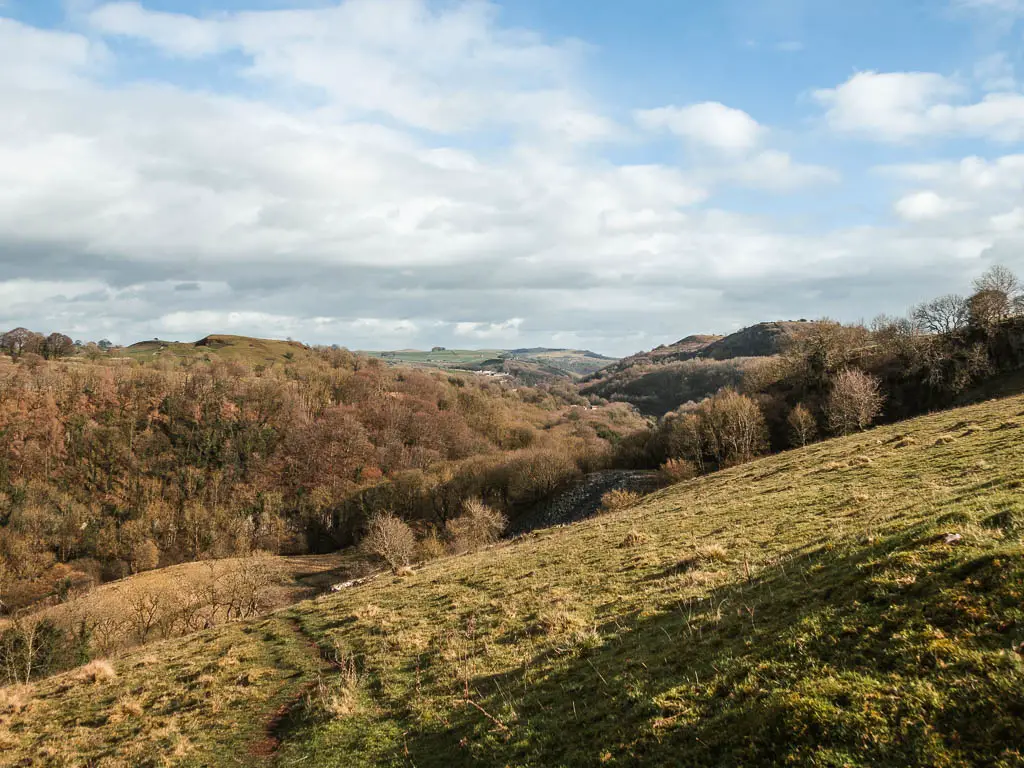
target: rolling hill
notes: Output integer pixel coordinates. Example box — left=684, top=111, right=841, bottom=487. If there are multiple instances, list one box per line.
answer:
left=123, top=335, right=317, bottom=366
left=5, top=393, right=1024, bottom=766
left=364, top=347, right=617, bottom=382
left=583, top=321, right=821, bottom=415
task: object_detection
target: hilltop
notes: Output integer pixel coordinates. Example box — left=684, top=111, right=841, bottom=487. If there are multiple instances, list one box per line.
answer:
left=124, top=334, right=316, bottom=365
left=5, top=392, right=1023, bottom=766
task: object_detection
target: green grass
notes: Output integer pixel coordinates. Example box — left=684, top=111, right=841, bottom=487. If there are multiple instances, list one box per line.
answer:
left=5, top=396, right=1024, bottom=766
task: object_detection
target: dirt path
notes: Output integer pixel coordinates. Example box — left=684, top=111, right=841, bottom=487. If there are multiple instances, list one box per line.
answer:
left=248, top=613, right=331, bottom=759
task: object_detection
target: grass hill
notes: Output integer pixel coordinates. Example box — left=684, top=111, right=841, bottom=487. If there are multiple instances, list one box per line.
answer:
left=123, top=335, right=316, bottom=365
left=364, top=347, right=617, bottom=381
left=5, top=394, right=1024, bottom=766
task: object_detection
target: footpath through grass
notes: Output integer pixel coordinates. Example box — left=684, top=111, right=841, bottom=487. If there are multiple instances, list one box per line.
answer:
left=4, top=395, right=1024, bottom=766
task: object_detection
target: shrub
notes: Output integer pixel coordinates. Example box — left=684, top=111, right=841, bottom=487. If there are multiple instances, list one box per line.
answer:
left=417, top=529, right=447, bottom=562
left=446, top=499, right=507, bottom=554
left=600, top=489, right=643, bottom=514
left=359, top=513, right=417, bottom=571
left=658, top=458, right=697, bottom=485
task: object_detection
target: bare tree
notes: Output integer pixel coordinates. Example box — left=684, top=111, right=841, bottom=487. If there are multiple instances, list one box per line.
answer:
left=973, top=264, right=1021, bottom=297
left=826, top=369, right=885, bottom=435
left=911, top=295, right=969, bottom=335
left=787, top=403, right=818, bottom=447
left=359, top=512, right=417, bottom=571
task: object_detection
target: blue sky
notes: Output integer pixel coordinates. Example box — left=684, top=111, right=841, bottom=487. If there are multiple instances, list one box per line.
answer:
left=2, top=0, right=1024, bottom=354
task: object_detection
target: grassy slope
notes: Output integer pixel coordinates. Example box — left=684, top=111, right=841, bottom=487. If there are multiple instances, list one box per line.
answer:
left=5, top=397, right=1024, bottom=766
left=122, top=335, right=316, bottom=366
left=0, top=553, right=363, bottom=636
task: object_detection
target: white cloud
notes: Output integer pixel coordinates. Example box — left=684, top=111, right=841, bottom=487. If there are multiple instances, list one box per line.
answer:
left=635, top=102, right=764, bottom=152
left=86, top=0, right=614, bottom=139
left=880, top=154, right=1024, bottom=192
left=990, top=207, right=1024, bottom=231
left=89, top=2, right=223, bottom=57
left=893, top=191, right=970, bottom=221
left=453, top=318, right=523, bottom=339
left=816, top=69, right=1024, bottom=142
left=713, top=150, right=839, bottom=190
left=814, top=71, right=964, bottom=141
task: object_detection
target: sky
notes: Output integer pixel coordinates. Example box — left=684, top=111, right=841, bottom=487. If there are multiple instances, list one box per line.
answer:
left=3, top=0, right=1024, bottom=355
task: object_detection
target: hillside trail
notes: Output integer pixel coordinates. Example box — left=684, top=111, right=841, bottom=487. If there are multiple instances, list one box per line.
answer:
left=248, top=613, right=331, bottom=759
left=247, top=469, right=657, bottom=759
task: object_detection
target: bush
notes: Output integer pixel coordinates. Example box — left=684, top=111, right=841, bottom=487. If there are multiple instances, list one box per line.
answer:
left=600, top=489, right=643, bottom=514
left=359, top=513, right=417, bottom=571
left=445, top=499, right=507, bottom=554
left=417, top=528, right=447, bottom=562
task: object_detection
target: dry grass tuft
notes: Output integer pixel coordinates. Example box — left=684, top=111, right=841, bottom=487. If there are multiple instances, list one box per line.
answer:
left=894, top=437, right=917, bottom=448
left=600, top=489, right=644, bottom=514
left=306, top=649, right=363, bottom=720
left=696, top=543, right=729, bottom=563
left=849, top=455, right=873, bottom=466
left=75, top=660, right=117, bottom=684
left=619, top=529, right=648, bottom=548
left=111, top=695, right=145, bottom=722
left=934, top=434, right=956, bottom=446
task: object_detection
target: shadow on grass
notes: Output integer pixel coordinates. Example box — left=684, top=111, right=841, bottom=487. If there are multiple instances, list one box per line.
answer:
left=396, top=523, right=1024, bottom=768
left=271, top=521, right=1024, bottom=768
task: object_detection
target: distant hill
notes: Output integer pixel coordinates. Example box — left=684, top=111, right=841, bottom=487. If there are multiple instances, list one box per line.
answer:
left=582, top=321, right=821, bottom=415
left=700, top=320, right=814, bottom=359
left=124, top=334, right=316, bottom=365
left=364, top=347, right=617, bottom=381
